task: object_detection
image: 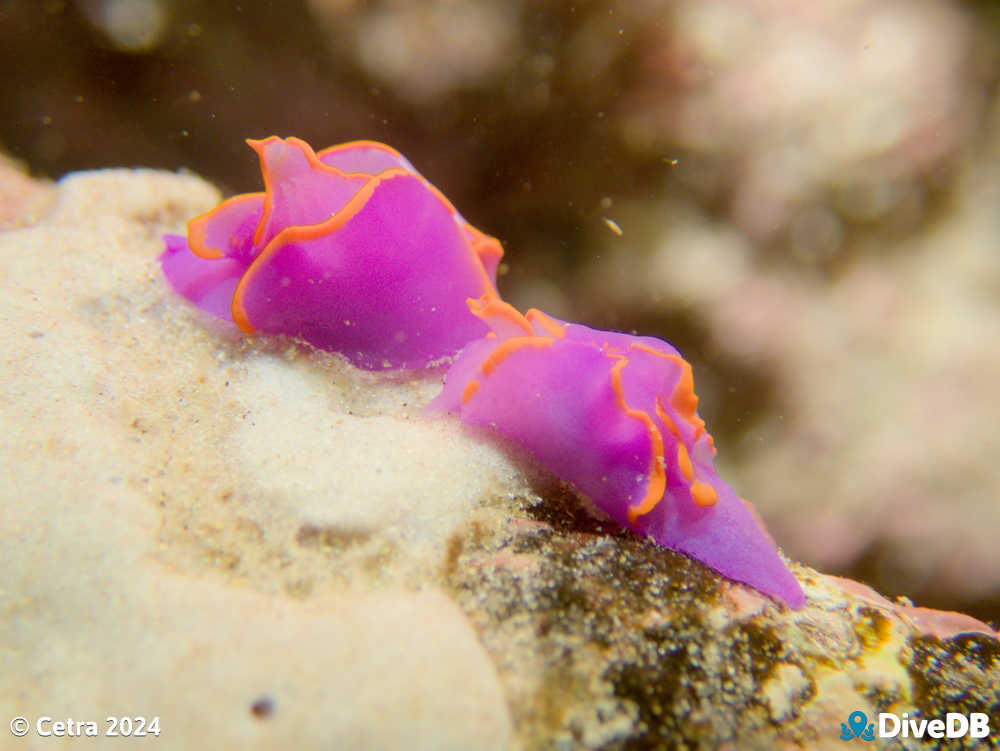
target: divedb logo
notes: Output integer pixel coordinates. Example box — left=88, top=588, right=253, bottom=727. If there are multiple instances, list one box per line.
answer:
left=840, top=710, right=991, bottom=741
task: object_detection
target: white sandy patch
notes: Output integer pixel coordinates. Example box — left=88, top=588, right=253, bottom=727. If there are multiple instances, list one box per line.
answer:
left=0, top=169, right=523, bottom=750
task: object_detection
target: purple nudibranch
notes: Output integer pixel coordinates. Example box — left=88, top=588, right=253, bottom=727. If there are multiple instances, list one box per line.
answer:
left=160, top=136, right=503, bottom=370
left=429, top=294, right=806, bottom=608
left=160, top=136, right=804, bottom=607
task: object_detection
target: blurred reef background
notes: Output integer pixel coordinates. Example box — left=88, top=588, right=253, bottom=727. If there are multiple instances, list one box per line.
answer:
left=2, top=0, right=999, bottom=625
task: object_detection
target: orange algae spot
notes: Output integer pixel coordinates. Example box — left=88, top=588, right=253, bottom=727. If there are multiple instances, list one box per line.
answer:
left=526, top=309, right=567, bottom=339
left=481, top=337, right=553, bottom=376
left=462, top=380, right=481, bottom=404
left=676, top=443, right=693, bottom=480
left=608, top=358, right=667, bottom=524
left=691, top=481, right=718, bottom=507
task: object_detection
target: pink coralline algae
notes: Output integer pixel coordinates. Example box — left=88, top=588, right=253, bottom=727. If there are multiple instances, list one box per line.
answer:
left=161, top=137, right=804, bottom=608
left=429, top=293, right=805, bottom=608
left=160, top=136, right=503, bottom=370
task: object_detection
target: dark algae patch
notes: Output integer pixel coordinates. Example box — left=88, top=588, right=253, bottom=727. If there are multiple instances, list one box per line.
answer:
left=905, top=633, right=1000, bottom=750
left=444, top=489, right=789, bottom=750
left=603, top=622, right=808, bottom=750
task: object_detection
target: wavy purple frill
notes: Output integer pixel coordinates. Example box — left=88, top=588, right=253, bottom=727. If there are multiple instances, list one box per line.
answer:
left=160, top=137, right=503, bottom=370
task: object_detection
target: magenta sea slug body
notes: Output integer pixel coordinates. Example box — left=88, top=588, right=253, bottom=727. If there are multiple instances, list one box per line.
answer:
left=161, top=135, right=803, bottom=606
left=160, top=137, right=503, bottom=369
left=430, top=294, right=806, bottom=608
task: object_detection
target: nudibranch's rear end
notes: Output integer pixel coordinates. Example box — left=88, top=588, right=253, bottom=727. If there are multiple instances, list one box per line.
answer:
left=430, top=294, right=806, bottom=608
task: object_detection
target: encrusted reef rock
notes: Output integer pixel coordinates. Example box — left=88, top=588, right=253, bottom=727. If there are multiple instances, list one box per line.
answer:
left=446, top=487, right=999, bottom=750
left=1, top=168, right=997, bottom=750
